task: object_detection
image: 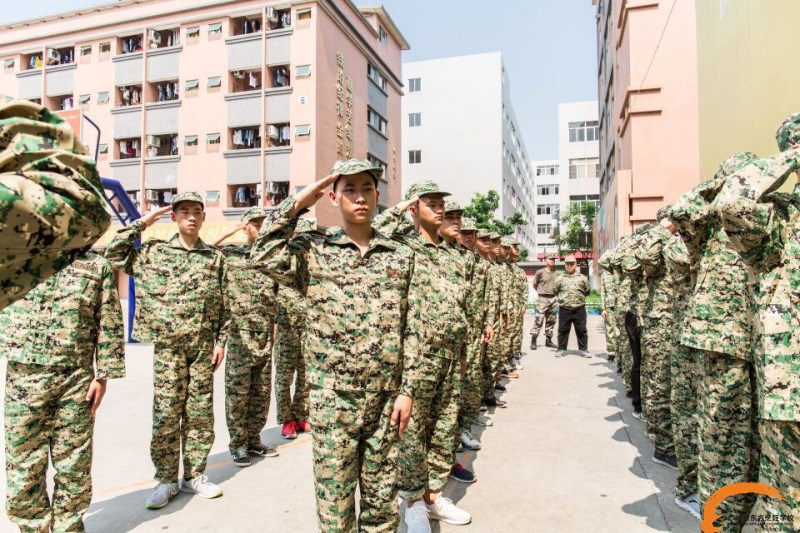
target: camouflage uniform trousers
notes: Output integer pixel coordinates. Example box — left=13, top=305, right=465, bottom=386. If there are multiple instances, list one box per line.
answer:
left=745, top=421, right=800, bottom=532
left=398, top=355, right=461, bottom=500
left=511, top=309, right=525, bottom=357
left=616, top=311, right=633, bottom=391
left=151, top=340, right=215, bottom=483
left=309, top=386, right=399, bottom=533
left=5, top=362, right=93, bottom=533
left=698, top=351, right=760, bottom=532
left=603, top=310, right=620, bottom=355
left=458, top=335, right=485, bottom=432
left=482, top=333, right=506, bottom=400
left=671, top=345, right=700, bottom=499
left=225, top=326, right=273, bottom=454
left=640, top=319, right=675, bottom=456
left=530, top=296, right=557, bottom=341
left=274, top=321, right=308, bottom=424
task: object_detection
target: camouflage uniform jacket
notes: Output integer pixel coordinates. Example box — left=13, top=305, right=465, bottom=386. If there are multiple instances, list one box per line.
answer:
left=372, top=207, right=468, bottom=360
left=486, top=260, right=506, bottom=329
left=0, top=96, right=111, bottom=310
left=105, top=220, right=229, bottom=346
left=663, top=235, right=692, bottom=339
left=509, top=263, right=528, bottom=311
left=553, top=272, right=590, bottom=309
left=0, top=252, right=124, bottom=379
left=219, top=244, right=278, bottom=332
left=464, top=249, right=492, bottom=334
left=611, top=244, right=634, bottom=314
left=713, top=149, right=800, bottom=420
left=669, top=177, right=759, bottom=359
left=637, top=225, right=676, bottom=320
left=600, top=271, right=617, bottom=312
left=251, top=197, right=423, bottom=397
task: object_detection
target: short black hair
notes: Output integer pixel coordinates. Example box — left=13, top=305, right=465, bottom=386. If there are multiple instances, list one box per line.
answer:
left=333, top=172, right=379, bottom=192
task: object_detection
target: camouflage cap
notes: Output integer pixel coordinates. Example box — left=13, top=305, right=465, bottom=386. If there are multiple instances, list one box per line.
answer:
left=714, top=151, right=758, bottom=180
left=546, top=253, right=558, bottom=260
left=477, top=228, right=492, bottom=239
left=507, top=237, right=521, bottom=246
left=461, top=217, right=478, bottom=232
left=171, top=191, right=204, bottom=209
left=597, top=249, right=614, bottom=269
left=295, top=217, right=317, bottom=233
left=404, top=180, right=451, bottom=200
left=241, top=207, right=266, bottom=223
left=444, top=200, right=463, bottom=213
left=776, top=112, right=800, bottom=151
left=331, top=159, right=384, bottom=180
left=564, top=254, right=577, bottom=263
left=656, top=205, right=671, bottom=222
left=489, top=233, right=501, bottom=241
left=500, top=237, right=513, bottom=247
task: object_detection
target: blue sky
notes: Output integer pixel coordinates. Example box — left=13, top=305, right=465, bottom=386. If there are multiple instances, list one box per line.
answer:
left=1, top=0, right=598, bottom=159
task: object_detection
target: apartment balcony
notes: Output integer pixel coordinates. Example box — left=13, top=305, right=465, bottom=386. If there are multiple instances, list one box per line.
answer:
left=17, top=69, right=42, bottom=100
left=147, top=47, right=181, bottom=83
left=112, top=106, right=143, bottom=139
left=226, top=33, right=262, bottom=71
left=114, top=53, right=143, bottom=86
left=45, top=64, right=76, bottom=97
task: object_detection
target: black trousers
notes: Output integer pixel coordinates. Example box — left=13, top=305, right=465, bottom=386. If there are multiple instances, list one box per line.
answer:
left=624, top=311, right=642, bottom=412
left=557, top=306, right=588, bottom=351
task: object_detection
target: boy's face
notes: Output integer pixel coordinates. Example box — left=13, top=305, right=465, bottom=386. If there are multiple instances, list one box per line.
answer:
left=510, top=246, right=519, bottom=259
left=411, top=194, right=445, bottom=229
left=171, top=201, right=205, bottom=235
left=329, top=172, right=378, bottom=225
left=244, top=218, right=264, bottom=244
left=476, top=237, right=491, bottom=254
left=439, top=211, right=462, bottom=239
left=500, top=246, right=510, bottom=259
left=491, top=240, right=501, bottom=255
left=565, top=261, right=577, bottom=273
left=459, top=231, right=477, bottom=249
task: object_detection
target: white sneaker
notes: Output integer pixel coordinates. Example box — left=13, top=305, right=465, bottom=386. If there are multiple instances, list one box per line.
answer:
left=427, top=496, right=471, bottom=525
left=404, top=500, right=432, bottom=533
left=146, top=482, right=178, bottom=509
left=674, top=492, right=701, bottom=519
left=180, top=475, right=222, bottom=499
left=474, top=415, right=493, bottom=427
left=460, top=429, right=481, bottom=450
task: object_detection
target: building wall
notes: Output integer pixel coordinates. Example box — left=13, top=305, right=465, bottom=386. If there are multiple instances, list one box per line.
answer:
left=401, top=52, right=536, bottom=250
left=695, top=0, right=800, bottom=178
left=0, top=0, right=406, bottom=228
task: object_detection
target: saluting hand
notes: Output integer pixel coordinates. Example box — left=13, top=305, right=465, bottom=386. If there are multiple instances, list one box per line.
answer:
left=292, top=174, right=339, bottom=216
left=141, top=205, right=172, bottom=228
left=394, top=197, right=418, bottom=213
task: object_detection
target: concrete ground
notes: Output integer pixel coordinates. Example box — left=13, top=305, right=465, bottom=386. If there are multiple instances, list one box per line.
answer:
left=0, top=313, right=699, bottom=532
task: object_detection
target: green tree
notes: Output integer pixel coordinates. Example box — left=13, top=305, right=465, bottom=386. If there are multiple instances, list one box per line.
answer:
left=463, top=190, right=529, bottom=260
left=553, top=202, right=596, bottom=257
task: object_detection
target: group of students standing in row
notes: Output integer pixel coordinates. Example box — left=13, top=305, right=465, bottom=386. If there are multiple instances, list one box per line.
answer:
left=595, top=111, right=800, bottom=532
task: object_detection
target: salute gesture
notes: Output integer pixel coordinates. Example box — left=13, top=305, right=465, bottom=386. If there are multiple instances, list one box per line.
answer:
left=141, top=205, right=172, bottom=227
left=291, top=174, right=339, bottom=216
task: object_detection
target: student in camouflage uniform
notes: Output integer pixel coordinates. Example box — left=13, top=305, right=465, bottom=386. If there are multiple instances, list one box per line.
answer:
left=668, top=152, right=761, bottom=528
left=610, top=238, right=633, bottom=390
left=373, top=181, right=472, bottom=529
left=212, top=207, right=280, bottom=466
left=508, top=240, right=529, bottom=364
left=250, top=160, right=422, bottom=533
left=553, top=255, right=591, bottom=355
left=530, top=253, right=559, bottom=349
left=597, top=250, right=619, bottom=360
left=475, top=230, right=506, bottom=411
left=1, top=251, right=125, bottom=532
left=275, top=275, right=310, bottom=440
left=0, top=96, right=110, bottom=310
left=105, top=192, right=230, bottom=509
left=714, top=116, right=800, bottom=529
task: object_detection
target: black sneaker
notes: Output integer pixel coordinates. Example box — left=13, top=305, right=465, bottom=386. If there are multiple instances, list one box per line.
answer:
left=530, top=338, right=537, bottom=350
left=484, top=397, right=507, bottom=408
left=248, top=442, right=279, bottom=458
left=494, top=383, right=507, bottom=392
left=652, top=452, right=678, bottom=470
left=232, top=447, right=251, bottom=467
left=545, top=338, right=556, bottom=348
left=607, top=354, right=616, bottom=362
left=626, top=390, right=633, bottom=398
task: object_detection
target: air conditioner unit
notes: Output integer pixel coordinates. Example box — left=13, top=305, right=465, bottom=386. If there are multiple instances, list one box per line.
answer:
left=232, top=70, right=245, bottom=79
left=267, top=125, right=279, bottom=139
left=265, top=6, right=278, bottom=22
left=145, top=189, right=159, bottom=202
left=146, top=135, right=161, bottom=147
left=47, top=49, right=60, bottom=62
left=148, top=30, right=161, bottom=44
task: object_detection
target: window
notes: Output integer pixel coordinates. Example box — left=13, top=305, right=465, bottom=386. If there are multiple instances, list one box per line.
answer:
left=570, top=194, right=600, bottom=212
left=205, top=190, right=220, bottom=207
left=208, top=23, right=223, bottom=36
left=537, top=204, right=558, bottom=216
left=537, top=184, right=559, bottom=196
left=295, top=64, right=311, bottom=77
left=536, top=164, right=558, bottom=176
left=379, top=26, right=388, bottom=46
left=145, top=134, right=178, bottom=158
left=232, top=15, right=262, bottom=37
left=231, top=69, right=261, bottom=92
left=98, top=143, right=108, bottom=154
left=206, top=133, right=221, bottom=144
left=117, top=85, right=142, bottom=107
left=150, top=80, right=179, bottom=102
left=536, top=224, right=552, bottom=235
left=99, top=42, right=111, bottom=53
left=368, top=108, right=386, bottom=135
left=184, top=135, right=198, bottom=146
left=80, top=45, right=92, bottom=56
left=185, top=79, right=199, bottom=91
left=295, top=124, right=311, bottom=136
left=408, top=112, right=421, bottom=127
left=297, top=9, right=312, bottom=21
left=97, top=91, right=109, bottom=104
left=78, top=94, right=90, bottom=105
left=408, top=77, right=421, bottom=92
left=367, top=154, right=386, bottom=179
left=409, top=150, right=421, bottom=164
left=266, top=7, right=292, bottom=30
left=231, top=126, right=262, bottom=149
left=368, top=63, right=387, bottom=91
left=269, top=65, right=289, bottom=87
left=186, top=27, right=200, bottom=42
left=3, top=58, right=14, bottom=72
left=119, top=34, right=143, bottom=55
left=207, top=76, right=222, bottom=88
left=568, top=121, right=599, bottom=143
left=46, top=47, right=75, bottom=66
left=266, top=123, right=290, bottom=147
left=569, top=158, right=600, bottom=179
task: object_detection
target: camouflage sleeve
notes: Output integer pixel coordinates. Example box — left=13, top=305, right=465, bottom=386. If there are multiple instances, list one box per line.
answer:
left=485, top=268, right=501, bottom=329
left=600, top=274, right=608, bottom=308
left=250, top=196, right=308, bottom=289
left=372, top=205, right=414, bottom=236
left=0, top=97, right=111, bottom=310
left=104, top=219, right=146, bottom=275
left=553, top=275, right=562, bottom=295
left=215, top=254, right=232, bottom=348
left=667, top=177, right=725, bottom=262
left=635, top=224, right=671, bottom=276
left=400, top=255, right=422, bottom=398
left=713, top=149, right=800, bottom=260
left=94, top=258, right=125, bottom=380
left=583, top=275, right=591, bottom=296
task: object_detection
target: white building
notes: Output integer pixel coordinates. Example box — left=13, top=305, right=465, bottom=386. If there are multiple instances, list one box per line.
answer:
left=401, top=52, right=536, bottom=251
left=531, top=101, right=600, bottom=259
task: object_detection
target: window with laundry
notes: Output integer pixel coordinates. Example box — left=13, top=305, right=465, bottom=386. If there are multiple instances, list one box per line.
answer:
left=265, top=181, right=289, bottom=206
left=47, top=94, right=75, bottom=111
left=232, top=15, right=262, bottom=36
left=23, top=52, right=43, bottom=71
left=230, top=69, right=262, bottom=93
left=144, top=188, right=178, bottom=210
left=46, top=47, right=75, bottom=66
left=146, top=27, right=180, bottom=50
left=229, top=184, right=260, bottom=208
left=145, top=134, right=179, bottom=158
left=119, top=33, right=144, bottom=55
left=266, top=7, right=291, bottom=30
left=268, top=65, right=290, bottom=88
left=230, top=126, right=262, bottom=150
left=117, top=137, right=142, bottom=160
left=117, top=84, right=142, bottom=107
left=148, top=80, right=179, bottom=102
left=266, top=123, right=290, bottom=147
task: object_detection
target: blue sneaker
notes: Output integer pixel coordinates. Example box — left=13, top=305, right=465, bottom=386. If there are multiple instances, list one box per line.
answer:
left=449, top=464, right=476, bottom=484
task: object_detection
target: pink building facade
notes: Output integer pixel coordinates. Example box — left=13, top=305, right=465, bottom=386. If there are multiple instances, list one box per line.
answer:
left=0, top=0, right=408, bottom=227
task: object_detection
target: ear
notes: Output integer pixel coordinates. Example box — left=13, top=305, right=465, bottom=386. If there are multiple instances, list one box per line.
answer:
left=328, top=190, right=338, bottom=207
left=375, top=188, right=381, bottom=205
left=170, top=211, right=177, bottom=222
left=201, top=211, right=206, bottom=221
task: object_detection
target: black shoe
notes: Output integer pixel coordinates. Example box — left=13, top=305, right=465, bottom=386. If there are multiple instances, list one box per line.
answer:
left=616, top=366, right=622, bottom=375
left=607, top=355, right=616, bottom=362
left=626, top=390, right=633, bottom=398
left=652, top=452, right=678, bottom=470
left=484, top=397, right=507, bottom=408
left=545, top=338, right=556, bottom=348
left=232, top=448, right=251, bottom=468
left=494, top=383, right=507, bottom=392
left=530, top=338, right=537, bottom=350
